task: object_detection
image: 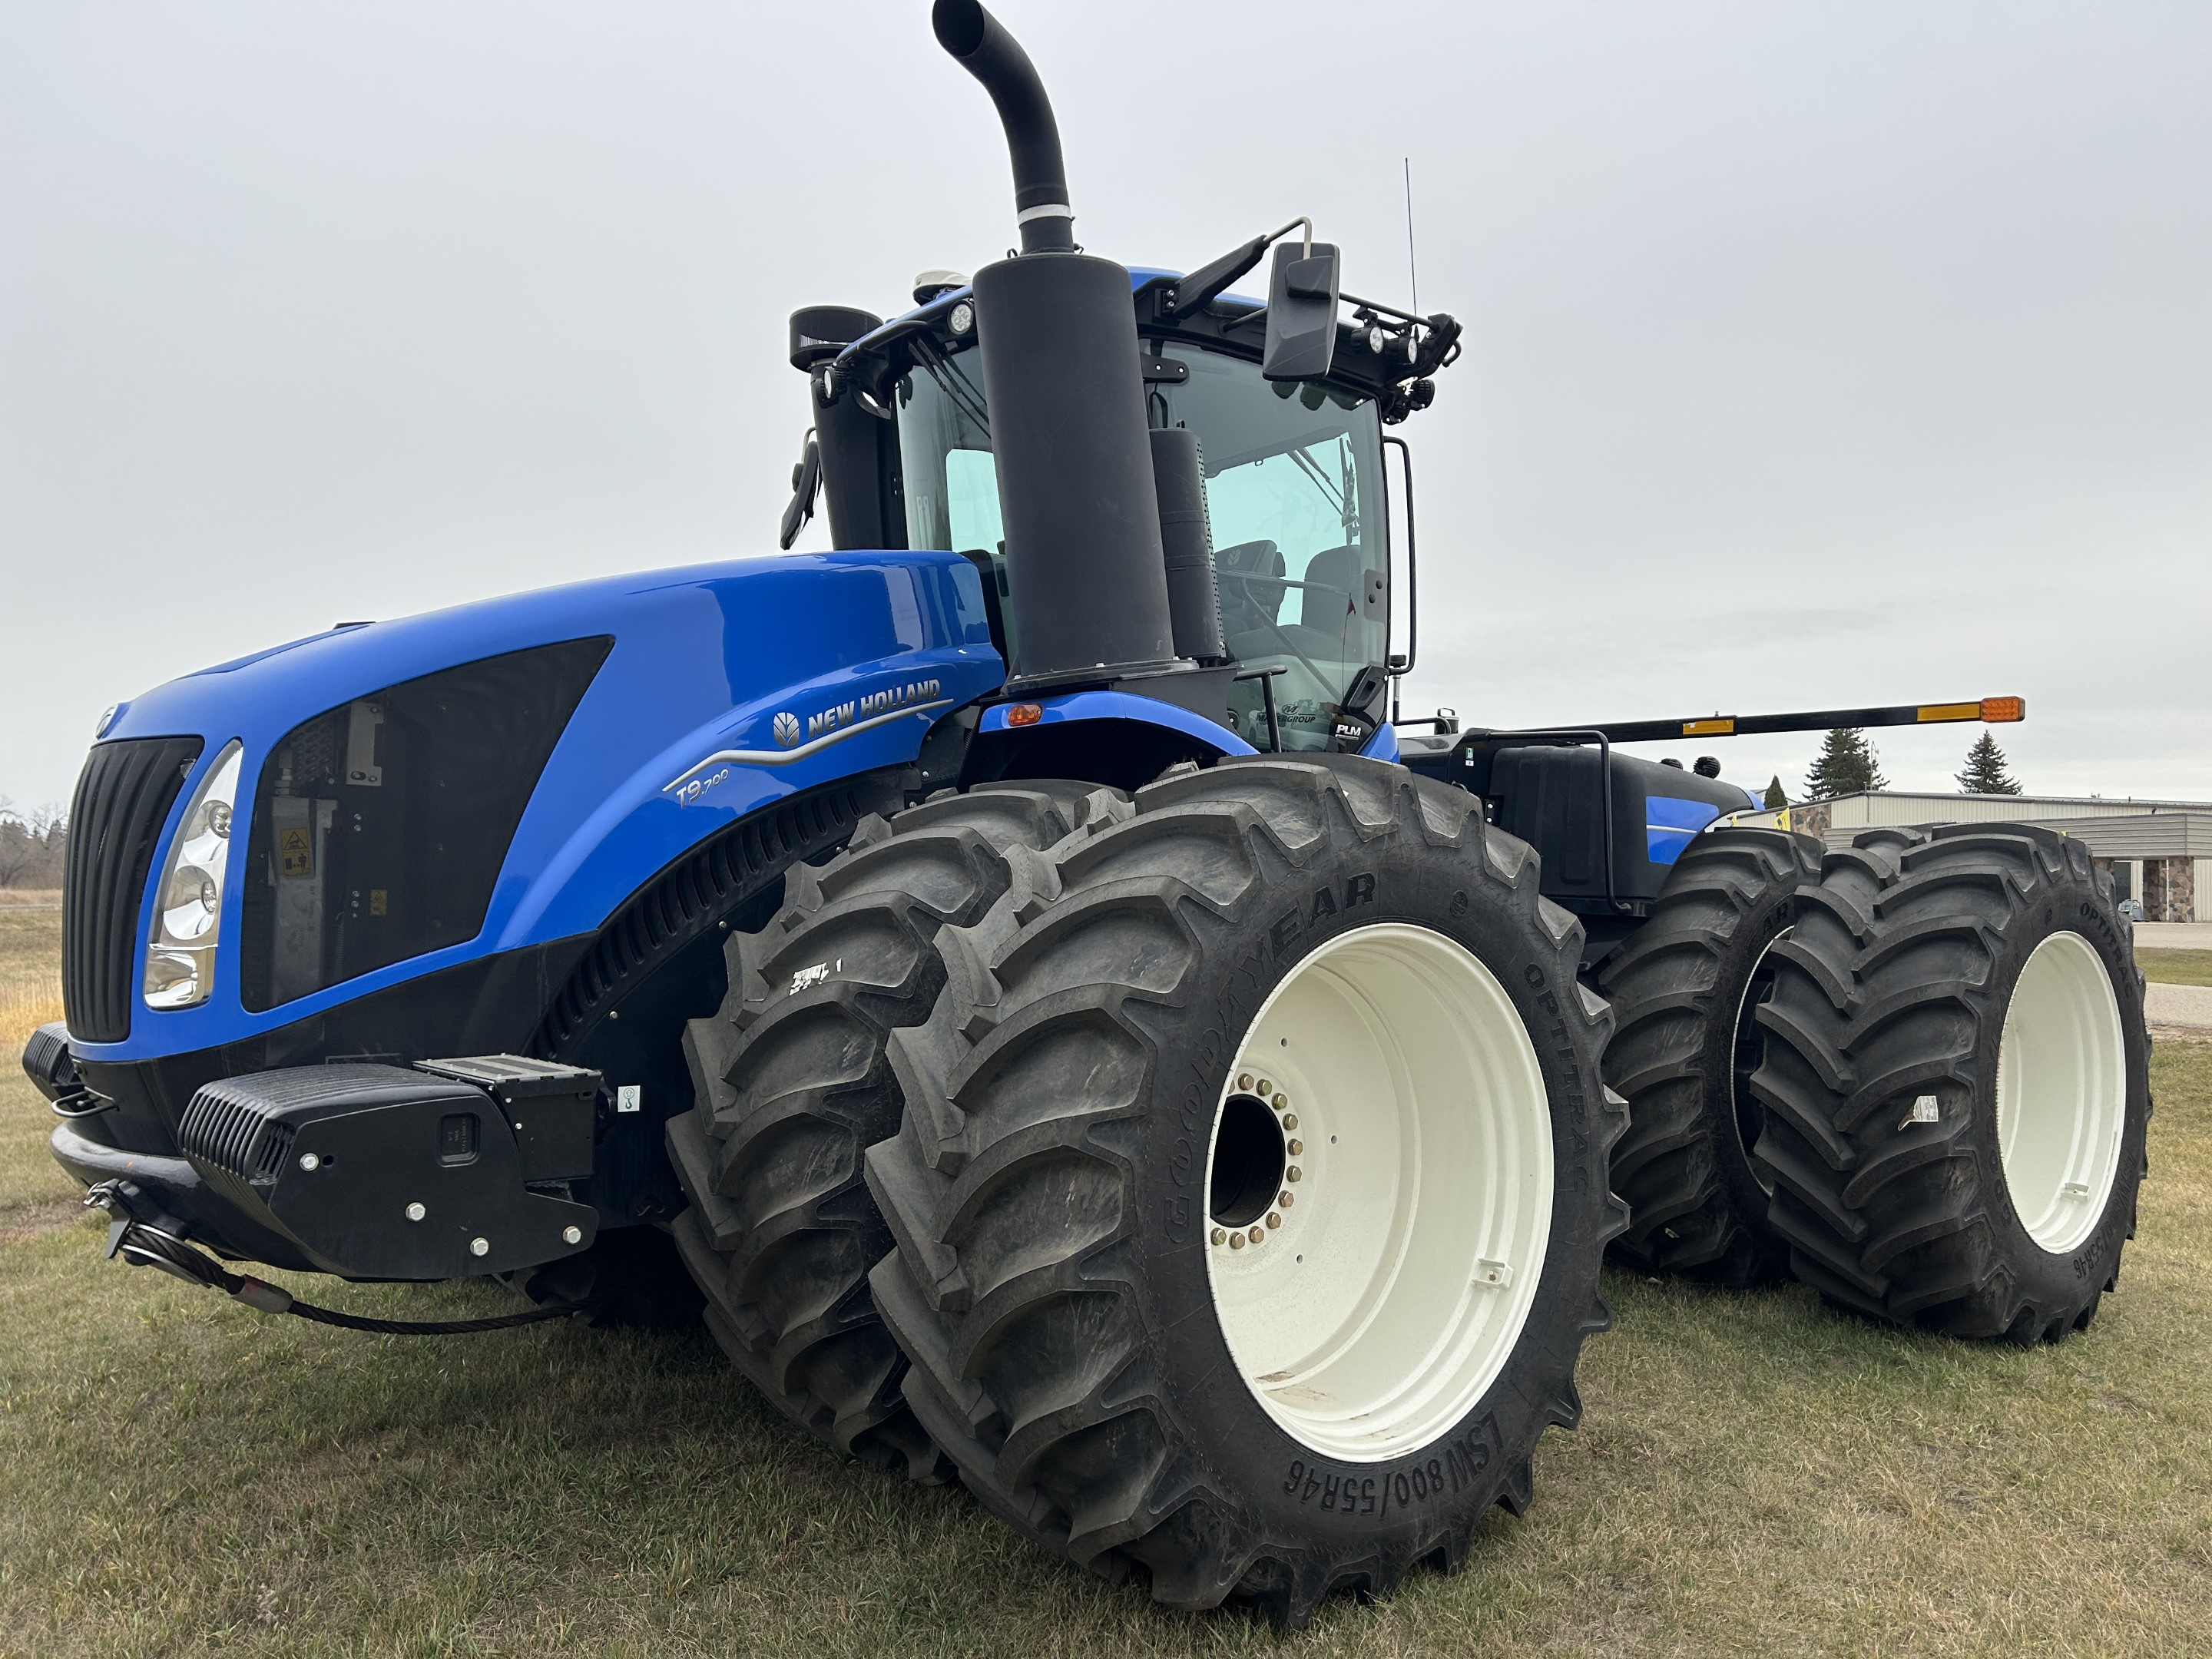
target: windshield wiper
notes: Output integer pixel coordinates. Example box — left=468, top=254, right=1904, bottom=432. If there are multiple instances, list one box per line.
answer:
left=1286, top=445, right=1345, bottom=517
left=912, top=337, right=992, bottom=437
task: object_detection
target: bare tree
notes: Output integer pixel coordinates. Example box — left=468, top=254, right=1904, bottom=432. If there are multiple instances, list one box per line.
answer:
left=0, top=797, right=70, bottom=888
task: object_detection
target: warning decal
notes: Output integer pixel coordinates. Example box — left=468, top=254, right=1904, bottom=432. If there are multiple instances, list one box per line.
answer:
left=278, top=826, right=314, bottom=879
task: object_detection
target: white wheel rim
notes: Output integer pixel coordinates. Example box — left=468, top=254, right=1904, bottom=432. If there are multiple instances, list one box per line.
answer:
left=1995, top=929, right=2127, bottom=1255
left=1202, top=922, right=1553, bottom=1462
left=1730, top=930, right=1788, bottom=1192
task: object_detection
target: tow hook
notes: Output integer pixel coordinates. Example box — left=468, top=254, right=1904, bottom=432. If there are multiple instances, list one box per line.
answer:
left=81, top=1181, right=601, bottom=1336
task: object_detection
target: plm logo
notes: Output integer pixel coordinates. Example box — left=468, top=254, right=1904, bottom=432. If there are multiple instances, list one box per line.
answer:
left=772, top=711, right=802, bottom=749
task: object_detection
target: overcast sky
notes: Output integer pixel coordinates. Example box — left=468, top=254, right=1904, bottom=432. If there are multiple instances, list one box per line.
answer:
left=3, top=2, right=2207, bottom=813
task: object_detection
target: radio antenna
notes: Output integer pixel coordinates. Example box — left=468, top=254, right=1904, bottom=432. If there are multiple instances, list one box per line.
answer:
left=1403, top=157, right=1419, bottom=316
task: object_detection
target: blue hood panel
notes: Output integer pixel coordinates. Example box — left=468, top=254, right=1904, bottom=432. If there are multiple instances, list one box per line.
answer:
left=94, top=550, right=1003, bottom=1059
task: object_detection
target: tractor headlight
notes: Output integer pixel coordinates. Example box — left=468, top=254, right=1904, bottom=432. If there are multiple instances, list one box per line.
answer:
left=144, top=740, right=243, bottom=1010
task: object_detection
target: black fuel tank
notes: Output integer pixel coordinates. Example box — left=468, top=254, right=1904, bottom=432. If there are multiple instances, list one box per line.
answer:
left=1452, top=739, right=1753, bottom=906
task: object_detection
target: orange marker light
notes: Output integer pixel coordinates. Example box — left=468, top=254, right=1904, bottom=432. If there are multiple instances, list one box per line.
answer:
left=1007, top=702, right=1045, bottom=727
left=1979, top=696, right=2025, bottom=724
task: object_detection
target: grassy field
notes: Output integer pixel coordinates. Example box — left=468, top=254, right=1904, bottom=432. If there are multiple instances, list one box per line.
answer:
left=2138, top=948, right=2212, bottom=988
left=4, top=907, right=2211, bottom=1657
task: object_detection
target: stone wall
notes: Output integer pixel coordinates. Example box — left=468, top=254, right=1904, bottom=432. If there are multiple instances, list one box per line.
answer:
left=2144, top=857, right=2197, bottom=924
left=1788, top=801, right=1832, bottom=840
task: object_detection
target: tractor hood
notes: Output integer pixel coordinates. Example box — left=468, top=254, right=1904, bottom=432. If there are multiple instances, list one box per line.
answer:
left=80, top=550, right=1001, bottom=1061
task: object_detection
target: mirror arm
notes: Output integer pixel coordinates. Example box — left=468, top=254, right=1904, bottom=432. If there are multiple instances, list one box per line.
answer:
left=1167, top=218, right=1313, bottom=320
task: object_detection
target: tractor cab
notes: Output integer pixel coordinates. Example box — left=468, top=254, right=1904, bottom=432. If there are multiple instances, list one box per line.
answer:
left=787, top=260, right=1459, bottom=755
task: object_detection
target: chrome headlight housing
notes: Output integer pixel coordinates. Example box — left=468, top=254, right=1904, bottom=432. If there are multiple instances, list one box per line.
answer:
left=144, top=740, right=243, bottom=1010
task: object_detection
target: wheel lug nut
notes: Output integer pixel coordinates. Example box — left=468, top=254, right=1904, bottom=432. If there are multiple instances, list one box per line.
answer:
left=1237, top=1073, right=1253, bottom=1091
left=1257, top=1078, right=1273, bottom=1097
left=1280, top=1190, right=1294, bottom=1207
left=1286, top=1167, right=1302, bottom=1182
left=1211, top=1227, right=1227, bottom=1246
left=1273, top=1094, right=1288, bottom=1111
left=1281, top=1113, right=1297, bottom=1130
left=1286, top=1138, right=1303, bottom=1155
left=1267, top=1211, right=1281, bottom=1229
left=1249, top=1227, right=1266, bottom=1245
left=1230, top=1232, right=1246, bottom=1250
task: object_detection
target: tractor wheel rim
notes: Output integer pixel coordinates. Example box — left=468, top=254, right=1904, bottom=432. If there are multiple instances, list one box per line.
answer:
left=1730, top=930, right=1788, bottom=1194
left=1995, top=929, right=2128, bottom=1255
left=1202, top=922, right=1553, bottom=1462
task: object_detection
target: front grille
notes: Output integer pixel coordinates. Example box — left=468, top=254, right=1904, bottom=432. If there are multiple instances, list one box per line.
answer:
left=62, top=737, right=204, bottom=1043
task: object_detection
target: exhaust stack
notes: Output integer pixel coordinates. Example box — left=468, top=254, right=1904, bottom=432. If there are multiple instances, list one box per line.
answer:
left=934, top=0, right=1177, bottom=684
left=931, top=0, right=1074, bottom=255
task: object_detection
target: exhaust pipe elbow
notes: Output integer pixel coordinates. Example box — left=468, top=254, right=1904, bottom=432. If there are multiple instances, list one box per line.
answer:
left=932, top=0, right=1075, bottom=253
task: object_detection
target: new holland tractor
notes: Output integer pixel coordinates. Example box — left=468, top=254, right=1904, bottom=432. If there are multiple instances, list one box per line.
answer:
left=27, top=1, right=2149, bottom=1625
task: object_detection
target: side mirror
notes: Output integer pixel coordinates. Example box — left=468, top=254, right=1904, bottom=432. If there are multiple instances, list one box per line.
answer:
left=1341, top=663, right=1388, bottom=720
left=778, top=432, right=822, bottom=550
left=1262, top=240, right=1339, bottom=382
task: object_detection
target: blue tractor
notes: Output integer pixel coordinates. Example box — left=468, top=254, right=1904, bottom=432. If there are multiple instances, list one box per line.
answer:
left=28, top=1, right=2149, bottom=1625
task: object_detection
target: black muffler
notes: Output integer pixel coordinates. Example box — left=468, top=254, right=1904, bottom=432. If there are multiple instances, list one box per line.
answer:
left=934, top=0, right=1179, bottom=687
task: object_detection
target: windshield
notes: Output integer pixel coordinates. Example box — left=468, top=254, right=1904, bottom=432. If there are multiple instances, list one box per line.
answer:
left=895, top=343, right=1386, bottom=752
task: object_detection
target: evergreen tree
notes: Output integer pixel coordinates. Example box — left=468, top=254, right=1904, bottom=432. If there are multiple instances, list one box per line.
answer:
left=1956, top=730, right=2022, bottom=795
left=1803, top=728, right=1888, bottom=799
left=1763, top=774, right=1787, bottom=810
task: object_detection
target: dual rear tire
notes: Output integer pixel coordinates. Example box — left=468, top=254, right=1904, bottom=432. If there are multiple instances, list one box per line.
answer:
left=664, top=763, right=2151, bottom=1625
left=1751, top=824, right=2150, bottom=1339
left=866, top=757, right=1622, bottom=1621
left=666, top=782, right=1121, bottom=1479
left=667, top=756, right=1623, bottom=1623
left=1602, top=820, right=2150, bottom=1343
left=1599, top=828, right=1817, bottom=1285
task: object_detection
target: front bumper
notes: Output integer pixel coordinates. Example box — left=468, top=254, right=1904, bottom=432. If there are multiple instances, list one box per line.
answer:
left=50, top=1118, right=314, bottom=1269
left=36, top=1018, right=603, bottom=1280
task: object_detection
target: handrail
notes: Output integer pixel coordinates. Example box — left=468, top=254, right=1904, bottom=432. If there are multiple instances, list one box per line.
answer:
left=1382, top=433, right=1417, bottom=678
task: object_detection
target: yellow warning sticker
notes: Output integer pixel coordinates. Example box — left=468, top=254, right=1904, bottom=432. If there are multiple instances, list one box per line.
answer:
left=278, top=826, right=314, bottom=879
left=369, top=889, right=388, bottom=916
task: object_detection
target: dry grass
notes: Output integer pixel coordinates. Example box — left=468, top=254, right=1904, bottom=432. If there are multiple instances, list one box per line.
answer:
left=2138, top=948, right=2212, bottom=988
left=0, top=906, right=63, bottom=1040
left=0, top=979, right=64, bottom=1059
left=0, top=906, right=65, bottom=1223
left=2, top=926, right=2209, bottom=1656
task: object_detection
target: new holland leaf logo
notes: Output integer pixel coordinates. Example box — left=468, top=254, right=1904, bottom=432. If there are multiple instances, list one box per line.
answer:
left=663, top=676, right=952, bottom=797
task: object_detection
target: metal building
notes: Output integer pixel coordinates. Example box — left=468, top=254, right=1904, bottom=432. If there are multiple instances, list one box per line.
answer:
left=1777, top=792, right=2212, bottom=922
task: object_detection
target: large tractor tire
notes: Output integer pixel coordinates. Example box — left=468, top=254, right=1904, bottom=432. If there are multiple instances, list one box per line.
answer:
left=1751, top=823, right=2150, bottom=1341
left=666, top=782, right=1124, bottom=1479
left=1598, top=827, right=1820, bottom=1285
left=865, top=755, right=1624, bottom=1624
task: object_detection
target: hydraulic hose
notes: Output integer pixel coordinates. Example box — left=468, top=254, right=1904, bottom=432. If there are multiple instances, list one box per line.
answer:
left=88, top=1187, right=601, bottom=1335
